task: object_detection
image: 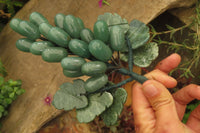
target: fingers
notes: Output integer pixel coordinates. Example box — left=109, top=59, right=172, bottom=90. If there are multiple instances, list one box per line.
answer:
left=132, top=83, right=156, bottom=132
left=186, top=104, right=200, bottom=132
left=155, top=53, right=181, bottom=73
left=142, top=80, right=179, bottom=125
left=144, top=69, right=177, bottom=88
left=173, top=84, right=200, bottom=119
left=132, top=53, right=181, bottom=132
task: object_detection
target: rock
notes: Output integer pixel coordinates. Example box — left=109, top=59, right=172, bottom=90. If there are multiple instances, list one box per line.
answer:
left=170, top=6, right=196, bottom=30
left=0, top=0, right=197, bottom=133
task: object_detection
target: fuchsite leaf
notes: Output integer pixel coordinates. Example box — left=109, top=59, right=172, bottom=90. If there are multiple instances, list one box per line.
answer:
left=76, top=92, right=113, bottom=123
left=101, top=88, right=127, bottom=126
left=98, top=13, right=129, bottom=33
left=52, top=79, right=88, bottom=111
left=127, top=19, right=150, bottom=49
left=120, top=42, right=159, bottom=67
left=133, top=42, right=159, bottom=67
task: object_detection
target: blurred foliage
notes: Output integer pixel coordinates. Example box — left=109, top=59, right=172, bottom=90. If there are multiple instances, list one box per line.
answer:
left=0, top=60, right=25, bottom=129
left=182, top=100, right=200, bottom=123
left=0, top=0, right=29, bottom=32
left=149, top=1, right=200, bottom=125
left=149, top=1, right=200, bottom=79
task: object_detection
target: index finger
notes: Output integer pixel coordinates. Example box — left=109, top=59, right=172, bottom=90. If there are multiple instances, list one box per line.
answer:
left=155, top=53, right=181, bottom=73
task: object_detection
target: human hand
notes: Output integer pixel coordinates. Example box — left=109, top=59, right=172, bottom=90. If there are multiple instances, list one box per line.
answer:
left=132, top=53, right=200, bottom=133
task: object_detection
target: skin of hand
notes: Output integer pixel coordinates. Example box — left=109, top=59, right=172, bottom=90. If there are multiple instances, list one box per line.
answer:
left=132, top=53, right=200, bottom=133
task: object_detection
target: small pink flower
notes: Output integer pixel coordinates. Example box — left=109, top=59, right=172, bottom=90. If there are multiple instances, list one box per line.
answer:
left=99, top=0, right=103, bottom=7
left=44, top=95, right=52, bottom=105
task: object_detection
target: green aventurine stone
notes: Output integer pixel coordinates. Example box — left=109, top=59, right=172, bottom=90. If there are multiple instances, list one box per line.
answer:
left=48, top=27, right=71, bottom=47
left=76, top=17, right=85, bottom=30
left=93, top=20, right=109, bottom=43
left=9, top=18, right=24, bottom=35
left=39, top=23, right=52, bottom=39
left=42, top=47, right=68, bottom=62
left=29, top=12, right=49, bottom=26
left=18, top=21, right=40, bottom=40
left=80, top=28, right=94, bottom=43
left=69, top=39, right=90, bottom=58
left=63, top=15, right=84, bottom=38
left=84, top=74, right=108, bottom=93
left=30, top=41, right=54, bottom=55
left=16, top=38, right=34, bottom=52
left=61, top=57, right=86, bottom=71
left=89, top=40, right=112, bottom=62
left=54, top=13, right=65, bottom=29
left=63, top=69, right=83, bottom=78
left=81, top=61, right=107, bottom=76
left=110, top=26, right=125, bottom=51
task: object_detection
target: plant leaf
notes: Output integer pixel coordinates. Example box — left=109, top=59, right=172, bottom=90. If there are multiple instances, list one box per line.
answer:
left=133, top=42, right=159, bottom=67
left=101, top=88, right=127, bottom=126
left=76, top=92, right=113, bottom=123
left=127, top=19, right=150, bottom=49
left=98, top=13, right=129, bottom=33
left=52, top=79, right=88, bottom=111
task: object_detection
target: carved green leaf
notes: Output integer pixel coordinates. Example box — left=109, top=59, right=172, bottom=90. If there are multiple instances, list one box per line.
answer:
left=120, top=42, right=159, bottom=67
left=52, top=79, right=88, bottom=111
left=133, top=42, right=159, bottom=67
left=76, top=92, right=113, bottom=123
left=127, top=19, right=150, bottom=49
left=98, top=13, right=129, bottom=33
left=101, top=88, right=127, bottom=126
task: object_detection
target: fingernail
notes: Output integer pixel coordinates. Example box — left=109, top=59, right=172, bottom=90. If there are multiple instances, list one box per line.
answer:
left=143, top=84, right=159, bottom=98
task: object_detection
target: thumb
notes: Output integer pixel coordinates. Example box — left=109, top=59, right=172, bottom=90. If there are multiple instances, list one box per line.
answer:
left=142, top=80, right=179, bottom=124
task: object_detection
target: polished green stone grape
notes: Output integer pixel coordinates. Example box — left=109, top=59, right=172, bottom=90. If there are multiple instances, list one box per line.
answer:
left=9, top=18, right=25, bottom=35
left=110, top=26, right=125, bottom=51
left=81, top=61, right=107, bottom=76
left=84, top=74, right=108, bottom=93
left=89, top=40, right=112, bottom=62
left=80, top=28, right=94, bottom=43
left=68, top=39, right=90, bottom=58
left=63, top=15, right=84, bottom=38
left=29, top=12, right=49, bottom=26
left=76, top=17, right=85, bottom=31
left=39, top=23, right=53, bottom=39
left=54, top=13, right=65, bottom=29
left=18, top=21, right=40, bottom=41
left=93, top=20, right=109, bottom=43
left=63, top=69, right=83, bottom=78
left=42, top=47, right=68, bottom=62
left=30, top=41, right=54, bottom=55
left=48, top=27, right=71, bottom=47
left=16, top=38, right=34, bottom=52
left=61, top=57, right=86, bottom=71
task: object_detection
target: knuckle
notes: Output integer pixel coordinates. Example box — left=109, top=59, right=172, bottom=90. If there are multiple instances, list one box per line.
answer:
left=145, top=69, right=161, bottom=79
left=152, top=97, right=174, bottom=110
